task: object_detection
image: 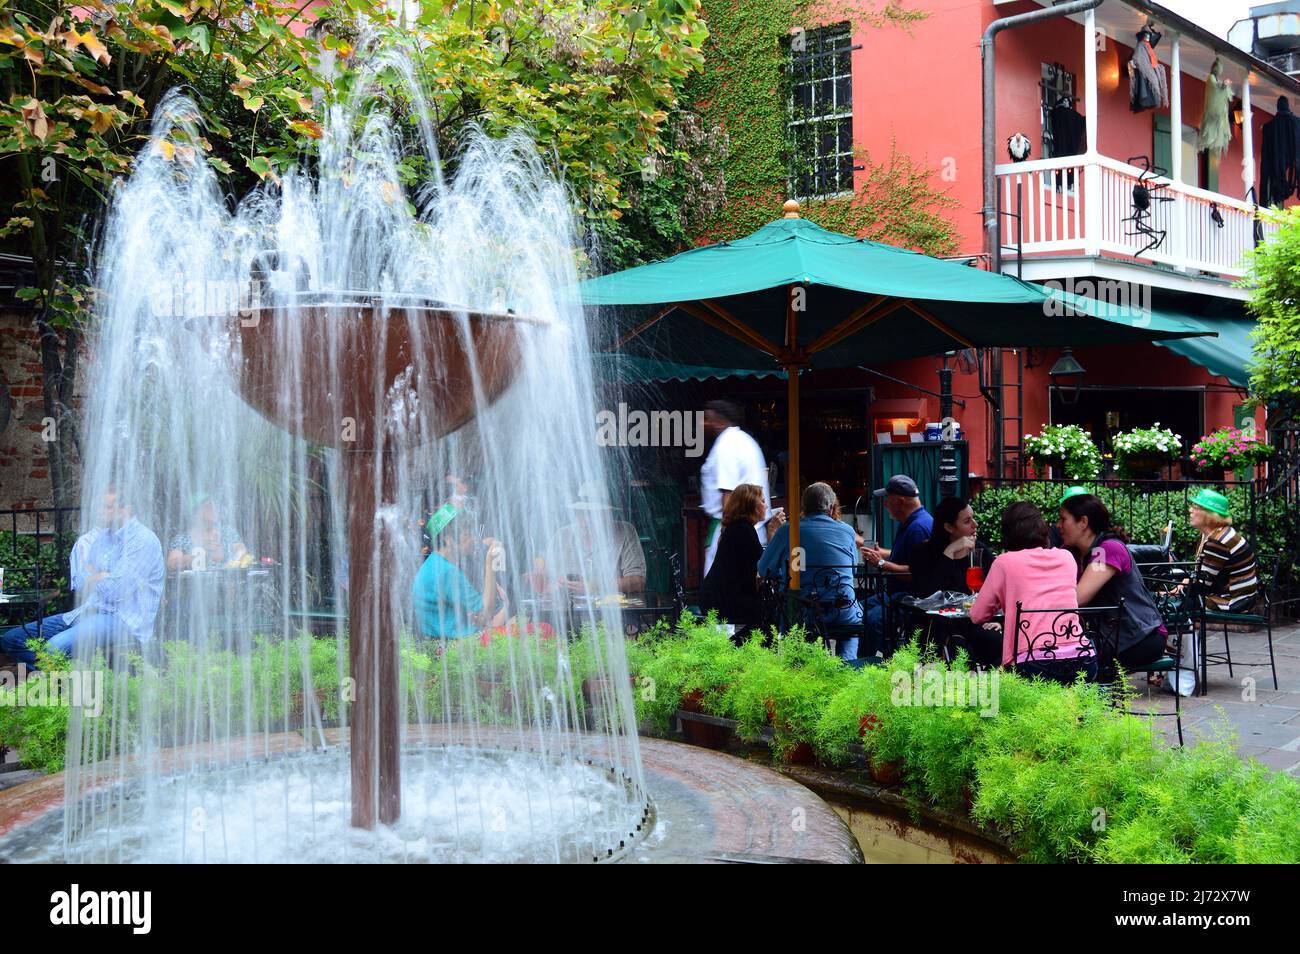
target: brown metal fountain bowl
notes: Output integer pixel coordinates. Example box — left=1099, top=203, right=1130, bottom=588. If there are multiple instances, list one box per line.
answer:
left=237, top=296, right=537, bottom=451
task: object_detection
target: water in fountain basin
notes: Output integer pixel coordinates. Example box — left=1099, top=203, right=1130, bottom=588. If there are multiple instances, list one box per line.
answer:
left=54, top=35, right=645, bottom=863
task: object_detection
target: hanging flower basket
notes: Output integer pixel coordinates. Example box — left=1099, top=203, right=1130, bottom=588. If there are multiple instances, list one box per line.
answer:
left=1191, top=426, right=1274, bottom=476
left=1023, top=425, right=1103, bottom=480
left=1112, top=424, right=1182, bottom=478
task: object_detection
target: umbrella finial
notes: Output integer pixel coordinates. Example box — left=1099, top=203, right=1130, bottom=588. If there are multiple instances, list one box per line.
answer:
left=783, top=199, right=801, bottom=219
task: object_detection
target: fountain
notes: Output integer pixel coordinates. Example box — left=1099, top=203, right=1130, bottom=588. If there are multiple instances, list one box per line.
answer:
left=0, top=36, right=862, bottom=864
left=237, top=292, right=535, bottom=828
left=54, top=39, right=652, bottom=856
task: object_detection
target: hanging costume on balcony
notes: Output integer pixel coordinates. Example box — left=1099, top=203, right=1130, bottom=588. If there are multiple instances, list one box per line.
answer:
left=1196, top=57, right=1233, bottom=156
left=1260, top=96, right=1300, bottom=207
left=1049, top=99, right=1086, bottom=156
left=1048, top=99, right=1085, bottom=188
left=1128, top=29, right=1168, bottom=113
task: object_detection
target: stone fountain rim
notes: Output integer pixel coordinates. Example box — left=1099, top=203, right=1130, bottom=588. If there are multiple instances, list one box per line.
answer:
left=0, top=727, right=863, bottom=864
left=0, top=730, right=650, bottom=863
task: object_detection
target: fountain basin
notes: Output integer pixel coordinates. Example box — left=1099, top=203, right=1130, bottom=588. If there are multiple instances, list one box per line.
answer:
left=237, top=296, right=538, bottom=450
left=0, top=727, right=860, bottom=864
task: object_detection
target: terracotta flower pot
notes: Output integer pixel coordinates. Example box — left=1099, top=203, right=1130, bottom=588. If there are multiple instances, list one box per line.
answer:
left=868, top=756, right=903, bottom=787
left=676, top=689, right=732, bottom=749
left=961, top=784, right=977, bottom=814
left=476, top=678, right=516, bottom=714
left=679, top=689, right=705, bottom=713
left=785, top=742, right=816, bottom=764
left=581, top=675, right=638, bottom=707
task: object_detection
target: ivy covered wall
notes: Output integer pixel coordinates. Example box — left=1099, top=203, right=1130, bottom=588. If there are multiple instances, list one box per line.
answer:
left=687, top=0, right=959, bottom=255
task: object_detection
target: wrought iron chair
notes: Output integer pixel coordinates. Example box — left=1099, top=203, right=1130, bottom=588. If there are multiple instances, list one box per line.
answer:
left=1193, top=551, right=1281, bottom=696
left=790, top=564, right=867, bottom=660
left=1121, top=155, right=1174, bottom=256
left=1013, top=598, right=1183, bottom=744
left=1009, top=601, right=1109, bottom=679
left=755, top=571, right=788, bottom=638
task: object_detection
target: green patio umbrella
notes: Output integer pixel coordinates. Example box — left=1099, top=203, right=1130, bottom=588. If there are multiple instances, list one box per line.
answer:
left=580, top=201, right=1210, bottom=584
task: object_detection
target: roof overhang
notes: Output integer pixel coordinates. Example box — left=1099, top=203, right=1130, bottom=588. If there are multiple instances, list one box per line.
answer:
left=1004, top=255, right=1251, bottom=301
left=1005, top=0, right=1300, bottom=105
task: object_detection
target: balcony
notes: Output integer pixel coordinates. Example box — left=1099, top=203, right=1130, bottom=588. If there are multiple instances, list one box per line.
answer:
left=995, top=154, right=1281, bottom=282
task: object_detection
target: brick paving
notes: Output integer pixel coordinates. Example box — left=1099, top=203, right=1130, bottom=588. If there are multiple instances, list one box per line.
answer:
left=1128, top=621, right=1300, bottom=776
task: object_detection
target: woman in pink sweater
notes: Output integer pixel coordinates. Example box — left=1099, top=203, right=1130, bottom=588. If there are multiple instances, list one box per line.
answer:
left=971, top=502, right=1097, bottom=683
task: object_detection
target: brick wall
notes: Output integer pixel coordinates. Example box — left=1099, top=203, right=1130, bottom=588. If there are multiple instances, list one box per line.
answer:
left=0, top=310, right=83, bottom=509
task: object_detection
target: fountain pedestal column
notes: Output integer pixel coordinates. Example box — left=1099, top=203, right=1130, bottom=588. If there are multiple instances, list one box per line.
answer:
left=236, top=299, right=530, bottom=830
left=347, top=447, right=402, bottom=829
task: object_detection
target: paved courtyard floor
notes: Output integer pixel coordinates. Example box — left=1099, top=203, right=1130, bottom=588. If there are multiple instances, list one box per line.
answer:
left=1129, top=620, right=1300, bottom=776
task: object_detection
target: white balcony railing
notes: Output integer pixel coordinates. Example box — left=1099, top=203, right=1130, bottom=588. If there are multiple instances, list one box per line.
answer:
left=994, top=154, right=1281, bottom=279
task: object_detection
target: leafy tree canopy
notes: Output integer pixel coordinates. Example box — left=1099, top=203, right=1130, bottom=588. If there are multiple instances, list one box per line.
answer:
left=1245, top=205, right=1300, bottom=424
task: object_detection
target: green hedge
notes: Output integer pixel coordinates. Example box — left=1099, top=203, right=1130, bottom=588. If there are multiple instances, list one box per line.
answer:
left=0, top=635, right=351, bottom=773
left=969, top=483, right=1299, bottom=585
left=0, top=531, right=75, bottom=595
left=630, top=614, right=1300, bottom=864
left=0, top=624, right=602, bottom=774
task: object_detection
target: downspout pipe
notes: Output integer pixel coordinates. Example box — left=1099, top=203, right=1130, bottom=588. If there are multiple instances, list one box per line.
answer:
left=982, top=0, right=1104, bottom=272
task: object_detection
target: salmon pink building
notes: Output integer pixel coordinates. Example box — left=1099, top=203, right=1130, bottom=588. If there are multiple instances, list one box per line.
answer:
left=740, top=0, right=1300, bottom=483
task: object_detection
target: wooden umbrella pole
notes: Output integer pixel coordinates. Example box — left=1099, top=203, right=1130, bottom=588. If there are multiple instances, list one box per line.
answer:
left=787, top=362, right=801, bottom=591
left=784, top=284, right=803, bottom=592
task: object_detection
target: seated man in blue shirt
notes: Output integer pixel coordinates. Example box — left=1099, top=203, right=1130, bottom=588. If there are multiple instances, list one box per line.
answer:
left=860, top=475, right=933, bottom=656
left=758, top=482, right=862, bottom=660
left=1, top=485, right=165, bottom=668
left=412, top=504, right=504, bottom=640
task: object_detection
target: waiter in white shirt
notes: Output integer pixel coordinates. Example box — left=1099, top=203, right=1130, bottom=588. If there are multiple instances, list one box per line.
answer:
left=699, top=399, right=771, bottom=576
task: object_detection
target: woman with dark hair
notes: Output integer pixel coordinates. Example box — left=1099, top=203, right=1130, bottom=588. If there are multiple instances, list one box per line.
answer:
left=1057, top=493, right=1166, bottom=670
left=700, top=483, right=785, bottom=638
left=970, top=501, right=1093, bottom=681
left=909, top=496, right=993, bottom=597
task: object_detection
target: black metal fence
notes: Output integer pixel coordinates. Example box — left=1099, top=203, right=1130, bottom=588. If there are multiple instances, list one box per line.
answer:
left=1270, top=424, right=1300, bottom=503
left=971, top=475, right=1261, bottom=547
left=968, top=475, right=1300, bottom=612
left=0, top=506, right=80, bottom=612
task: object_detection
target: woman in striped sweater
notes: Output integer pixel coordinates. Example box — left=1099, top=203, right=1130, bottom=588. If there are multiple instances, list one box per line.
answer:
left=1189, top=489, right=1258, bottom=613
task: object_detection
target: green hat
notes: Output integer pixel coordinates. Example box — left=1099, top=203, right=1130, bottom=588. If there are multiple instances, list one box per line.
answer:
left=425, top=502, right=461, bottom=539
left=1059, top=485, right=1090, bottom=507
left=1190, top=488, right=1231, bottom=517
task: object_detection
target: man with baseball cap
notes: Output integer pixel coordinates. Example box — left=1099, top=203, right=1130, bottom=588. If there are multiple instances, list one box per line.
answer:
left=860, top=475, right=933, bottom=655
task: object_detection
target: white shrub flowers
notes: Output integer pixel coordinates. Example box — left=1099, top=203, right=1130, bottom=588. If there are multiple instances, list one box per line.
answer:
left=1112, top=423, right=1182, bottom=460
left=1023, top=424, right=1103, bottom=479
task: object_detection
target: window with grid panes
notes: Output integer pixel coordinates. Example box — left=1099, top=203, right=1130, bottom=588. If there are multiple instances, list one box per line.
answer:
left=1040, top=62, right=1076, bottom=159
left=787, top=24, right=854, bottom=200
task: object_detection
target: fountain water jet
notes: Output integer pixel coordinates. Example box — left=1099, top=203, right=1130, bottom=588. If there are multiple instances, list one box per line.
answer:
left=33, top=36, right=650, bottom=860
left=237, top=295, right=540, bottom=827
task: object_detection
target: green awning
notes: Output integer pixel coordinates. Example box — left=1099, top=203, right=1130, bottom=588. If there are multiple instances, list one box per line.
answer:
left=1153, top=313, right=1255, bottom=387
left=582, top=216, right=1210, bottom=370
left=580, top=209, right=1215, bottom=587
left=591, top=354, right=782, bottom=383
